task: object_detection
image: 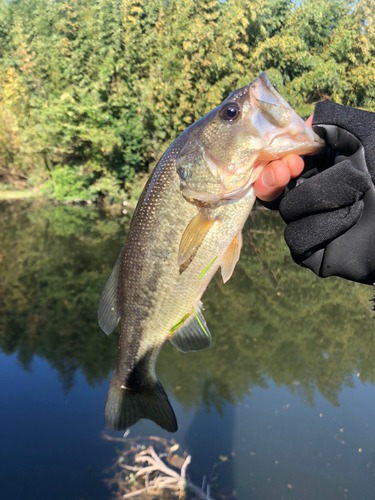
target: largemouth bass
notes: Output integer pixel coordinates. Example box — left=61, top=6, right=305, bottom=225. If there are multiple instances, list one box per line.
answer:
left=98, top=72, right=324, bottom=432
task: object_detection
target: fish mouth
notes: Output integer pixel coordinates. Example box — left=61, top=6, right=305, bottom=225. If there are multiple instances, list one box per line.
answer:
left=255, top=130, right=325, bottom=161
left=248, top=72, right=325, bottom=156
left=265, top=130, right=325, bottom=157
left=256, top=72, right=285, bottom=100
left=250, top=72, right=294, bottom=125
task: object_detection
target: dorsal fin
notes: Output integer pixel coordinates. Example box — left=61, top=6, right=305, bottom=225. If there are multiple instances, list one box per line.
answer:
left=178, top=207, right=218, bottom=269
left=221, top=230, right=243, bottom=284
left=98, top=256, right=121, bottom=335
left=169, top=302, right=212, bottom=353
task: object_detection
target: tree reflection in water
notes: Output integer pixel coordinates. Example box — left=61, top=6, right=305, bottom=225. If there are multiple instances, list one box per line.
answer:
left=1, top=199, right=374, bottom=418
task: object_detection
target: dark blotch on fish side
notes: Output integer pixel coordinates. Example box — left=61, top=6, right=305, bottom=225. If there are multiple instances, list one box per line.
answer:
left=177, top=165, right=192, bottom=182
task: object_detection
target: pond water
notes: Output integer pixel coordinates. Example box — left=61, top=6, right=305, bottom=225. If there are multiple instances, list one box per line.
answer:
left=1, top=199, right=375, bottom=500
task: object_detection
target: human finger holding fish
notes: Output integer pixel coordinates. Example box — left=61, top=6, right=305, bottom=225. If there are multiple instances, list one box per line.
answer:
left=98, top=72, right=324, bottom=432
left=254, top=153, right=304, bottom=201
left=254, top=114, right=314, bottom=201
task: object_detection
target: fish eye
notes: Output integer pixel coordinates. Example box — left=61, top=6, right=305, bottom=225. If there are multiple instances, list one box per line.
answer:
left=221, top=103, right=241, bottom=122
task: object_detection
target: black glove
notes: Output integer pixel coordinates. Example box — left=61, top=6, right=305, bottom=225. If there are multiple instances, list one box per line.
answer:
left=278, top=101, right=375, bottom=285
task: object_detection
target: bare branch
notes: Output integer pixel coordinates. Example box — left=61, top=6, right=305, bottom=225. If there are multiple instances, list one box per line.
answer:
left=104, top=435, right=214, bottom=499
left=180, top=455, right=191, bottom=479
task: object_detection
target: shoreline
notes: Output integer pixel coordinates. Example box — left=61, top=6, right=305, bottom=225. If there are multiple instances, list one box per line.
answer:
left=0, top=189, right=40, bottom=200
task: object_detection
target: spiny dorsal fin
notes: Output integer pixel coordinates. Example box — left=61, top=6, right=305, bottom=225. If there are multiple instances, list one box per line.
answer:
left=221, top=230, right=243, bottom=284
left=98, top=256, right=121, bottom=335
left=178, top=207, right=218, bottom=269
left=169, top=302, right=212, bottom=353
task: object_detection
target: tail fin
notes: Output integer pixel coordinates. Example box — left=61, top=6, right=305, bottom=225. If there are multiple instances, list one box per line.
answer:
left=104, top=368, right=178, bottom=432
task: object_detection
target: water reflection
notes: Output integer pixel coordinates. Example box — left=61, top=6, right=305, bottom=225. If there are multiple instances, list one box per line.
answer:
left=0, top=200, right=374, bottom=418
left=0, top=200, right=127, bottom=391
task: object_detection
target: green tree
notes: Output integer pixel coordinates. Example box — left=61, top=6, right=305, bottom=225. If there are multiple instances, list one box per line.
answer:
left=0, top=0, right=373, bottom=199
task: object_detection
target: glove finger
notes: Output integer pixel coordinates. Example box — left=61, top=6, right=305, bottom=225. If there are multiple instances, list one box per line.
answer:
left=258, top=148, right=338, bottom=210
left=314, top=102, right=375, bottom=140
left=302, top=147, right=338, bottom=175
left=279, top=160, right=371, bottom=224
left=284, top=200, right=364, bottom=260
left=313, top=101, right=375, bottom=175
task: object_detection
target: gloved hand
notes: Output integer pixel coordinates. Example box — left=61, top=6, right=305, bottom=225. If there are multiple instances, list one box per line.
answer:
left=278, top=101, right=375, bottom=285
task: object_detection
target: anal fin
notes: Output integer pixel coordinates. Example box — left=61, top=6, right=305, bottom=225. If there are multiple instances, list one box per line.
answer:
left=169, top=302, right=212, bottom=353
left=221, top=230, right=243, bottom=284
left=178, top=207, right=218, bottom=269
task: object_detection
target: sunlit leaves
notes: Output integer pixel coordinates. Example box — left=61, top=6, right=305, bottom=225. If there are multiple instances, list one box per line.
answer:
left=0, top=0, right=373, bottom=193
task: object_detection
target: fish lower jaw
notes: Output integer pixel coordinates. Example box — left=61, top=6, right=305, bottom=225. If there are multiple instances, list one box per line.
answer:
left=260, top=139, right=324, bottom=159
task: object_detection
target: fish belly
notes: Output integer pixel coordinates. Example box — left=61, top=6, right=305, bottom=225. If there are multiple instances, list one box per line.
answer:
left=120, top=175, right=256, bottom=368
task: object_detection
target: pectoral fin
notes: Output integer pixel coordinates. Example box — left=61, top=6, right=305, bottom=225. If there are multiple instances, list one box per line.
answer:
left=98, top=256, right=121, bottom=335
left=178, top=207, right=218, bottom=268
left=221, top=231, right=243, bottom=284
left=169, top=302, right=212, bottom=353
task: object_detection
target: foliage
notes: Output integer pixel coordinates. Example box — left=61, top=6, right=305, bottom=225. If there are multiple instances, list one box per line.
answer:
left=41, top=165, right=96, bottom=202
left=41, top=163, right=125, bottom=203
left=0, top=0, right=373, bottom=200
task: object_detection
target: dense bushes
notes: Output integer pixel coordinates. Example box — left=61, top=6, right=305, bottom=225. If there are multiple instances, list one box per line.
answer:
left=0, top=0, right=373, bottom=201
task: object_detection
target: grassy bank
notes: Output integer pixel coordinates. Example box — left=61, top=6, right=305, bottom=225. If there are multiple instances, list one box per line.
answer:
left=0, top=189, right=39, bottom=200
left=0, top=171, right=148, bottom=207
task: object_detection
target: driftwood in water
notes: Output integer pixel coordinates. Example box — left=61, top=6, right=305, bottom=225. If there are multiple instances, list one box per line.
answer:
left=103, top=433, right=212, bottom=499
